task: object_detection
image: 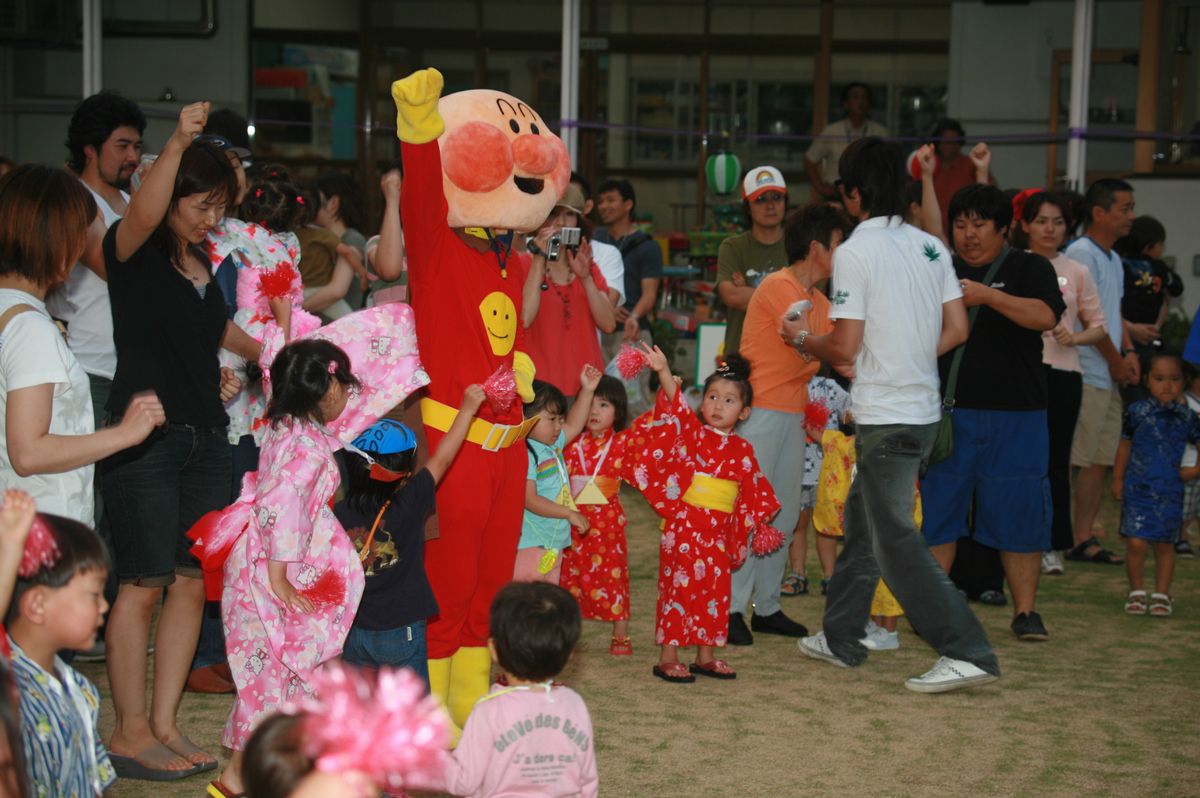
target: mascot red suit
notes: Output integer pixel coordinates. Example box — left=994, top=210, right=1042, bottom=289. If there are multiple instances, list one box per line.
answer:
left=391, top=68, right=569, bottom=733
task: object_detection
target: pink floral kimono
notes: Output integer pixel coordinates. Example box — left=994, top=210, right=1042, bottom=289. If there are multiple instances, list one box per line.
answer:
left=191, top=303, right=430, bottom=750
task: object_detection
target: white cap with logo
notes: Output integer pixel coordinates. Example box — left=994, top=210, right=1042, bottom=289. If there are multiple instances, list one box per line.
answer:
left=742, top=165, right=787, bottom=201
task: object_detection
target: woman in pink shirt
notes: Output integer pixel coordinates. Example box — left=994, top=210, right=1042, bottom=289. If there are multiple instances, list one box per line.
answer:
left=1014, top=191, right=1108, bottom=574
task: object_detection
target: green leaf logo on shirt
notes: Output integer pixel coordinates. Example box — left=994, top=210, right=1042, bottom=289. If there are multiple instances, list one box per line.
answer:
left=922, top=243, right=940, bottom=262
left=832, top=289, right=849, bottom=306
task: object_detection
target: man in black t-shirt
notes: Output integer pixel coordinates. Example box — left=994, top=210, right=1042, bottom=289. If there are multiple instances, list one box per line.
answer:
left=919, top=185, right=1065, bottom=644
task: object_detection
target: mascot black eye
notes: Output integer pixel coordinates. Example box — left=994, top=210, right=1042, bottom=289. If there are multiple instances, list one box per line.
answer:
left=530, top=123, right=540, bottom=135
left=508, top=119, right=520, bottom=134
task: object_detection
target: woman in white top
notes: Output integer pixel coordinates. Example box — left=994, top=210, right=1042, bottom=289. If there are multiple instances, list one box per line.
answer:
left=0, top=164, right=164, bottom=525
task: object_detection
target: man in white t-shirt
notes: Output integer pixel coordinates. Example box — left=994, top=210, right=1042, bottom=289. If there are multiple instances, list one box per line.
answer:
left=804, top=82, right=889, bottom=202
left=48, top=91, right=146, bottom=428
left=785, top=137, right=1000, bottom=693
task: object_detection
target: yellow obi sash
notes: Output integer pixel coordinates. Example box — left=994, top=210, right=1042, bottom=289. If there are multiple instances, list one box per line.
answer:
left=681, top=473, right=738, bottom=514
left=420, top=397, right=537, bottom=452
left=570, top=475, right=621, bottom=505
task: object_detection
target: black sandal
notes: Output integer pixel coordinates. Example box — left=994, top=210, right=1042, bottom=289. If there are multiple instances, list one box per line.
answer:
left=780, top=571, right=809, bottom=597
left=1065, top=536, right=1124, bottom=565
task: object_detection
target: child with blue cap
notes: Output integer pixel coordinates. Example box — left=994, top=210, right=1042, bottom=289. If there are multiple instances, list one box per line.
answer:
left=334, top=384, right=485, bottom=685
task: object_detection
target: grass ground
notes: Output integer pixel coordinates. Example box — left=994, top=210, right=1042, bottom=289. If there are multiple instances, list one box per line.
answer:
left=89, top=490, right=1199, bottom=798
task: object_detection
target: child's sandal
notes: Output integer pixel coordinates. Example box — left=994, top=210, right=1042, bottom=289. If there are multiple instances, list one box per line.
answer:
left=1124, top=590, right=1148, bottom=615
left=1148, top=593, right=1173, bottom=617
left=609, top=636, right=633, bottom=656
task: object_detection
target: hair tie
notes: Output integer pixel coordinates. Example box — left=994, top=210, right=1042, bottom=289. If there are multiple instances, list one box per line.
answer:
left=254, top=188, right=263, bottom=199
left=296, top=195, right=305, bottom=205
left=19, top=516, right=61, bottom=578
left=327, top=360, right=338, bottom=375
left=1011, top=188, right=1040, bottom=226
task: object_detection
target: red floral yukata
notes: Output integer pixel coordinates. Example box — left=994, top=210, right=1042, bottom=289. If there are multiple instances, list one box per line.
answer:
left=561, top=428, right=633, bottom=621
left=629, top=389, right=780, bottom=647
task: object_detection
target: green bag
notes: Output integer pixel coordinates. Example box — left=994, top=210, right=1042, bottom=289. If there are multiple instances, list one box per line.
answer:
left=929, top=246, right=1009, bottom=465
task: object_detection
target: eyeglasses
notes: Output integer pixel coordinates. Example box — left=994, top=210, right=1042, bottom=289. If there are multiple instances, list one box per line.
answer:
left=753, top=192, right=786, bottom=205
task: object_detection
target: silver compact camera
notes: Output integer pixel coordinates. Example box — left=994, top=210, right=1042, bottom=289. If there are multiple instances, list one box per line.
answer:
left=547, top=226, right=582, bottom=260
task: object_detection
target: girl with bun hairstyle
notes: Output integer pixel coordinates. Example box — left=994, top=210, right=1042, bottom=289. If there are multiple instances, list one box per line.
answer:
left=633, top=347, right=781, bottom=683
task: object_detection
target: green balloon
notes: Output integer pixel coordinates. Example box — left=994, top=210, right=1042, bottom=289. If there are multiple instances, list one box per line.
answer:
left=705, top=152, right=741, bottom=195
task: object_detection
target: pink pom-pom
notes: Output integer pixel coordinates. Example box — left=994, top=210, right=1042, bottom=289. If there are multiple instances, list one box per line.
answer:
left=258, top=263, right=300, bottom=299
left=294, top=663, right=450, bottom=791
left=483, top=364, right=517, bottom=415
left=804, top=400, right=831, bottom=432
left=615, top=345, right=649, bottom=380
left=751, top=524, right=785, bottom=557
left=19, top=517, right=60, bottom=578
left=299, top=569, right=346, bottom=608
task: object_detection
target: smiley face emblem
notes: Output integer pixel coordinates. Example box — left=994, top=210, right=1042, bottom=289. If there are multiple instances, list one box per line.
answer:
left=478, top=291, right=517, bottom=356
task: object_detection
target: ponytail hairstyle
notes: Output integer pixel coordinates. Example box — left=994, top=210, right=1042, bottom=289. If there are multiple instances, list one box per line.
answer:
left=240, top=178, right=302, bottom=235
left=265, top=339, right=361, bottom=426
left=704, top=353, right=754, bottom=407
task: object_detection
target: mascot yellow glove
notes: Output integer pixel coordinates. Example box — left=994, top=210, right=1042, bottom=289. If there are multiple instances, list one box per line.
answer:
left=513, top=351, right=536, bottom=404
left=391, top=68, right=446, bottom=144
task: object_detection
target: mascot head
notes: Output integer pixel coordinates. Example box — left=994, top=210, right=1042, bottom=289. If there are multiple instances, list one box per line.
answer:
left=438, top=90, right=571, bottom=233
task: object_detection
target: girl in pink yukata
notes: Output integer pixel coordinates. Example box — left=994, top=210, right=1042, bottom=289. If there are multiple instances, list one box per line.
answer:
left=634, top=346, right=782, bottom=684
left=191, top=301, right=430, bottom=798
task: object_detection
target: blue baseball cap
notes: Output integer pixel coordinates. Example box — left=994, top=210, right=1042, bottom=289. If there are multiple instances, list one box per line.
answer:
left=352, top=419, right=417, bottom=456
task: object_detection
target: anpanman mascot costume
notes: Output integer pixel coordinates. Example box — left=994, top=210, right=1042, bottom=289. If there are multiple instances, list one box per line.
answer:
left=391, top=68, right=570, bottom=735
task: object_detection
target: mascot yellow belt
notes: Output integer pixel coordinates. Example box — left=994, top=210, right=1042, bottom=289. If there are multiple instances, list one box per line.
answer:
left=392, top=67, right=568, bottom=738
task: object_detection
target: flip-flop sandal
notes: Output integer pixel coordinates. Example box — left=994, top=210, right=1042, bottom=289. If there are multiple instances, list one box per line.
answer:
left=162, top=735, right=218, bottom=772
left=652, top=663, right=696, bottom=683
left=207, top=779, right=246, bottom=798
left=780, top=571, right=809, bottom=597
left=109, top=752, right=203, bottom=782
left=689, top=660, right=737, bottom=680
left=1124, top=590, right=1148, bottom=615
left=1065, top=536, right=1124, bottom=564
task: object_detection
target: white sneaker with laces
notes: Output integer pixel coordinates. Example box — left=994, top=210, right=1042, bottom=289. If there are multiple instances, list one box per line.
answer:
left=904, top=656, right=998, bottom=693
left=861, top=624, right=899, bottom=651
left=797, top=632, right=849, bottom=668
left=1041, top=551, right=1064, bottom=575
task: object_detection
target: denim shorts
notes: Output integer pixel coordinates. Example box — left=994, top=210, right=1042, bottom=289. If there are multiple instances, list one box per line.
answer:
left=341, top=621, right=429, bottom=688
left=102, top=422, right=231, bottom=587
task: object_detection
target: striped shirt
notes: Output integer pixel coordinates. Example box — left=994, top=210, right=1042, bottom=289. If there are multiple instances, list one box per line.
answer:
left=8, top=637, right=115, bottom=797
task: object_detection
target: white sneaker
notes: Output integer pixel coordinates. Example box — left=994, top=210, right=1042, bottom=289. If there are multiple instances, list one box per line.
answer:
left=860, top=624, right=899, bottom=651
left=904, top=656, right=998, bottom=693
left=797, top=632, right=849, bottom=668
left=1041, top=551, right=1064, bottom=575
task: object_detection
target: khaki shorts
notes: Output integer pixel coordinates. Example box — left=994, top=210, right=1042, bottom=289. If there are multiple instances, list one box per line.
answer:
left=1070, top=384, right=1122, bottom=467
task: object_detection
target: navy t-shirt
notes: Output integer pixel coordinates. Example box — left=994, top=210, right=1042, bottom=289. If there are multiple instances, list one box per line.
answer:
left=334, top=468, right=438, bottom=631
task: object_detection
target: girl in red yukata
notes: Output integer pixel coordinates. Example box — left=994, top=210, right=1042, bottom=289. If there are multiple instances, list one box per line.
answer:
left=561, top=375, right=636, bottom=656
left=635, top=346, right=781, bottom=683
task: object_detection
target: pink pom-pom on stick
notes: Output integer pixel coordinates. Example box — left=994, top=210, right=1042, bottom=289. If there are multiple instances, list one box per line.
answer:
left=258, top=263, right=300, bottom=299
left=299, top=569, right=346, bottom=608
left=19, top=517, right=60, bottom=578
left=750, top=524, right=785, bottom=557
left=295, top=663, right=450, bottom=792
left=482, top=364, right=517, bottom=415
left=615, top=345, right=649, bottom=380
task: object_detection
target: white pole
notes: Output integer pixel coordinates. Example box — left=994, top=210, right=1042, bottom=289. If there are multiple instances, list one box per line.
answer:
left=1065, top=0, right=1094, bottom=190
left=81, top=0, right=102, bottom=97
left=560, top=0, right=580, bottom=168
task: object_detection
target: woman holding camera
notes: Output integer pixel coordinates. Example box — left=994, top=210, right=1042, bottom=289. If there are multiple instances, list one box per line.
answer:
left=519, top=186, right=616, bottom=399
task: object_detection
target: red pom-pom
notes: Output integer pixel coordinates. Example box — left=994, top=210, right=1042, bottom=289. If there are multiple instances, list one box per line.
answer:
left=804, top=400, right=831, bottom=432
left=18, top=517, right=60, bottom=578
left=750, top=524, right=785, bottom=557
left=300, top=569, right=346, bottom=608
left=615, top=345, right=649, bottom=380
left=258, top=263, right=300, bottom=299
left=483, top=364, right=517, bottom=415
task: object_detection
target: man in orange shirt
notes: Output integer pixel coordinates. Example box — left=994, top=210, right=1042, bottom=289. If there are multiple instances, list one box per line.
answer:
left=728, top=204, right=852, bottom=645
